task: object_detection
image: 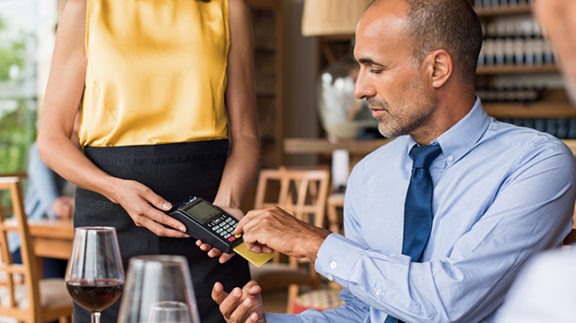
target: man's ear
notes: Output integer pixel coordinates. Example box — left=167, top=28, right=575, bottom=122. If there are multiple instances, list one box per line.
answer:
left=427, top=49, right=452, bottom=89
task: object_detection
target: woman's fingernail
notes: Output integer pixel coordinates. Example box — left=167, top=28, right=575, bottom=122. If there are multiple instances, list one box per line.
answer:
left=163, top=202, right=172, bottom=210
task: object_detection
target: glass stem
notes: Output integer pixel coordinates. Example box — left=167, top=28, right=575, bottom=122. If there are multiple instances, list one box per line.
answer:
left=91, top=312, right=101, bottom=323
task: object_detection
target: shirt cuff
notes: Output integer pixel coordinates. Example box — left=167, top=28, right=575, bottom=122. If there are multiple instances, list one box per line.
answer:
left=315, top=233, right=365, bottom=285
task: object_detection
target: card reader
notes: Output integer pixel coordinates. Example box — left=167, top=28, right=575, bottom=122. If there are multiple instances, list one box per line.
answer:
left=169, top=196, right=243, bottom=253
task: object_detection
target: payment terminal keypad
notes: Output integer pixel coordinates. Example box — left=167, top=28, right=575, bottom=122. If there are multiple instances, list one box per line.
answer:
left=207, top=215, right=240, bottom=242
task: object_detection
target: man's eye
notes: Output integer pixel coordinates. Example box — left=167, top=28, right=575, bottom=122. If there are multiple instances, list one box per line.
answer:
left=370, top=69, right=383, bottom=74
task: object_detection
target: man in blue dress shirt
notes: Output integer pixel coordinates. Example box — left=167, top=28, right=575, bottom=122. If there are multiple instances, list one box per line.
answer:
left=211, top=0, right=576, bottom=322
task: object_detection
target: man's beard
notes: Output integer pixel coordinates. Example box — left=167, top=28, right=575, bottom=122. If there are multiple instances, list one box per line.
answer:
left=368, top=98, right=433, bottom=139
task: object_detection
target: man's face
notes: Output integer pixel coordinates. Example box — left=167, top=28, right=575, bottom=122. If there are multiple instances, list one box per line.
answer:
left=353, top=1, right=438, bottom=139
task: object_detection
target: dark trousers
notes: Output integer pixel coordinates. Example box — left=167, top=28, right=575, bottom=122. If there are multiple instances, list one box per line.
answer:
left=73, top=141, right=250, bottom=323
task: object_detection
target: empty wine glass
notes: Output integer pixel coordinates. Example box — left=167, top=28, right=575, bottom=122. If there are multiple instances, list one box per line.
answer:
left=117, top=255, right=200, bottom=323
left=65, top=226, right=125, bottom=323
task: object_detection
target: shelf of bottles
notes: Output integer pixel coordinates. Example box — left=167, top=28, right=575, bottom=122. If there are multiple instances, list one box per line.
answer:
left=476, top=4, right=553, bottom=71
left=499, top=118, right=576, bottom=139
left=471, top=0, right=576, bottom=139
left=473, top=0, right=532, bottom=16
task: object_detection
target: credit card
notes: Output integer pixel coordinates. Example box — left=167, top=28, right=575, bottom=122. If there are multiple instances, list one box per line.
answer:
left=233, top=242, right=275, bottom=267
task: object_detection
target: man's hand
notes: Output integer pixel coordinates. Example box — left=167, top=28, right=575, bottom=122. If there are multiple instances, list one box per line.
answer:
left=51, top=196, right=74, bottom=219
left=109, top=179, right=188, bottom=238
left=212, top=281, right=265, bottom=323
left=235, top=206, right=331, bottom=262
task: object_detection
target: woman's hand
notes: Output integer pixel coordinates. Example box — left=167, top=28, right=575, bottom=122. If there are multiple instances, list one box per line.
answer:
left=196, top=206, right=244, bottom=263
left=109, top=178, right=188, bottom=238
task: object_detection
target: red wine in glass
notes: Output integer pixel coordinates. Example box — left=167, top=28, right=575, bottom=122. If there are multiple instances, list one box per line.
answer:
left=66, top=227, right=125, bottom=323
left=66, top=278, right=124, bottom=312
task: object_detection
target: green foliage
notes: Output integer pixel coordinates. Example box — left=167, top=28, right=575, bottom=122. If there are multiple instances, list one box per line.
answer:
left=0, top=16, right=26, bottom=81
left=0, top=100, right=36, bottom=173
left=0, top=39, right=26, bottom=81
left=0, top=14, right=35, bottom=173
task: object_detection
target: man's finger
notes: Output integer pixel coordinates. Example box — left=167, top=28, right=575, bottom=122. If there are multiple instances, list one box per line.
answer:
left=218, top=287, right=243, bottom=320
left=211, top=282, right=228, bottom=305
left=246, top=312, right=261, bottom=323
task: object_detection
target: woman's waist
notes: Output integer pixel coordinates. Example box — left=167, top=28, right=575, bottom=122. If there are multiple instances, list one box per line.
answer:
left=83, top=140, right=230, bottom=166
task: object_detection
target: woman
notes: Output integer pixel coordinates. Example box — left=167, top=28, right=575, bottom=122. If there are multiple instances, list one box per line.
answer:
left=38, top=0, right=260, bottom=322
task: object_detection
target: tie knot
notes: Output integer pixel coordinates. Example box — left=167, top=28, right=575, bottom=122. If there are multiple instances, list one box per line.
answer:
left=409, top=143, right=442, bottom=169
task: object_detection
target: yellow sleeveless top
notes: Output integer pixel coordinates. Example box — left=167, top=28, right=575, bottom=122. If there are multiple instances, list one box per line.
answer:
left=79, top=0, right=230, bottom=147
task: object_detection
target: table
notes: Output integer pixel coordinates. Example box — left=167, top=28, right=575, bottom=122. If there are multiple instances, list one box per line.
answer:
left=27, top=219, right=74, bottom=260
left=284, top=138, right=389, bottom=165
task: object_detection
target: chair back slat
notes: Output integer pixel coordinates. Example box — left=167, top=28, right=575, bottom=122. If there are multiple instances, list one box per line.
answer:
left=253, top=167, right=333, bottom=313
left=0, top=177, right=42, bottom=321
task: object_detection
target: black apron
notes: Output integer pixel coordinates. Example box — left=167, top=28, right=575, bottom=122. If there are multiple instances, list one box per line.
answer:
left=73, top=140, right=250, bottom=323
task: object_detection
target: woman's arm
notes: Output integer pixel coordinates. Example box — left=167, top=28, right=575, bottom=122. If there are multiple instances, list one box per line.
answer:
left=533, top=0, right=576, bottom=101
left=214, top=0, right=260, bottom=210
left=201, top=0, right=260, bottom=261
left=37, top=0, right=187, bottom=237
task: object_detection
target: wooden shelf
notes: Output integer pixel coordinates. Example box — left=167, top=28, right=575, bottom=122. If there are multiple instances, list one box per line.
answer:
left=284, top=138, right=389, bottom=155
left=477, top=65, right=558, bottom=75
left=484, top=102, right=576, bottom=118
left=474, top=4, right=531, bottom=16
left=483, top=89, right=576, bottom=118
left=473, top=3, right=572, bottom=122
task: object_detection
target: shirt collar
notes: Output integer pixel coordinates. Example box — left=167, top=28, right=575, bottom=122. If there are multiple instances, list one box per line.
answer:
left=408, top=97, right=492, bottom=167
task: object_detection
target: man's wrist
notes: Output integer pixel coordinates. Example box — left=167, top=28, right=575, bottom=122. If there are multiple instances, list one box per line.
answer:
left=308, top=228, right=331, bottom=262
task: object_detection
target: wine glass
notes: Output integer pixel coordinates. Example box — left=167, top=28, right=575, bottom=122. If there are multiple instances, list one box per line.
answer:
left=117, top=255, right=200, bottom=323
left=148, top=301, right=191, bottom=322
left=66, top=226, right=125, bottom=323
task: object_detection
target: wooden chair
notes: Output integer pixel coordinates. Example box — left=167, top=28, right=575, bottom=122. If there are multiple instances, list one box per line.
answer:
left=0, top=177, right=72, bottom=323
left=250, top=167, right=343, bottom=313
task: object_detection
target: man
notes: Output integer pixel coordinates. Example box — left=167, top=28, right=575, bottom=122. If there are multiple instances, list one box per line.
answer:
left=213, top=0, right=576, bottom=322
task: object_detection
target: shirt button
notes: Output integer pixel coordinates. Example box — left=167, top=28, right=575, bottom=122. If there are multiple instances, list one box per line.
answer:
left=446, top=155, right=454, bottom=162
left=327, top=274, right=334, bottom=281
left=375, top=288, right=383, bottom=296
left=329, top=261, right=338, bottom=269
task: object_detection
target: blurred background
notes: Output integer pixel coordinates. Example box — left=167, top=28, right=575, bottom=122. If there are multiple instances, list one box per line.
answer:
left=0, top=0, right=59, bottom=175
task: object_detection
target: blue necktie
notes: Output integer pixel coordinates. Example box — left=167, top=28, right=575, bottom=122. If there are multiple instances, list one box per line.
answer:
left=385, top=143, right=442, bottom=323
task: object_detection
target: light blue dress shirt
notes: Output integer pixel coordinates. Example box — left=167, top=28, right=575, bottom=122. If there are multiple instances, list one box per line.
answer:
left=266, top=98, right=576, bottom=322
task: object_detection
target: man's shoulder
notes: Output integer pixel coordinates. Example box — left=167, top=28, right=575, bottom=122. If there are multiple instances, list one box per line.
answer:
left=488, top=121, right=573, bottom=157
